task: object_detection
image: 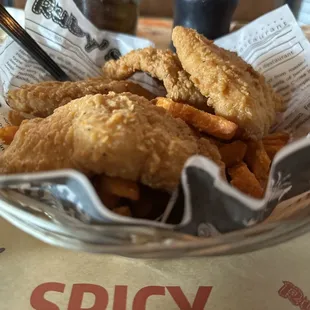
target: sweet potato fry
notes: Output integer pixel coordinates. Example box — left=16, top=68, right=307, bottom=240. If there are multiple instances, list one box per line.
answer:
left=112, top=206, right=132, bottom=217
left=244, top=140, right=271, bottom=188
left=234, top=128, right=246, bottom=140
left=263, top=139, right=287, bottom=146
left=155, top=97, right=238, bottom=140
left=262, top=132, right=290, bottom=160
left=0, top=126, right=19, bottom=145
left=98, top=191, right=120, bottom=209
left=92, top=176, right=120, bottom=209
left=131, top=185, right=170, bottom=219
left=264, top=144, right=285, bottom=160
left=228, top=162, right=264, bottom=199
left=97, top=175, right=140, bottom=201
left=262, top=132, right=290, bottom=143
left=219, top=141, right=247, bottom=168
left=263, top=144, right=285, bottom=160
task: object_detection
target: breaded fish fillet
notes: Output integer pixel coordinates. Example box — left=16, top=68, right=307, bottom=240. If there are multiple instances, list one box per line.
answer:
left=172, top=26, right=284, bottom=139
left=0, top=93, right=222, bottom=192
left=7, top=78, right=155, bottom=117
left=102, top=47, right=208, bottom=110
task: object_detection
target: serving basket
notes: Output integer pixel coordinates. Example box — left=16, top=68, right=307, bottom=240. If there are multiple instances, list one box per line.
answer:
left=1, top=10, right=310, bottom=257
left=1, top=165, right=310, bottom=258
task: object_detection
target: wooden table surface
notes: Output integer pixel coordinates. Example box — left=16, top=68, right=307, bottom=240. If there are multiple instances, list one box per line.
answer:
left=137, top=17, right=173, bottom=49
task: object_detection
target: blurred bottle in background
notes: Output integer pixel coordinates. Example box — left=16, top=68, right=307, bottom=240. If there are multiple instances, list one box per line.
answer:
left=172, top=0, right=239, bottom=40
left=73, top=0, right=140, bottom=35
left=2, top=0, right=14, bottom=5
left=286, top=0, right=310, bottom=25
left=285, top=0, right=301, bottom=17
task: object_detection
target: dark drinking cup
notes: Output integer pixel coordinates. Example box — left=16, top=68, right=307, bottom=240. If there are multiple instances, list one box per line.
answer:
left=172, top=0, right=239, bottom=41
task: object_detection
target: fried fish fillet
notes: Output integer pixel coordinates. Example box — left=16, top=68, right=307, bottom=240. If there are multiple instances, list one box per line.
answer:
left=172, top=26, right=284, bottom=140
left=7, top=78, right=155, bottom=117
left=102, top=47, right=208, bottom=110
left=0, top=93, right=222, bottom=192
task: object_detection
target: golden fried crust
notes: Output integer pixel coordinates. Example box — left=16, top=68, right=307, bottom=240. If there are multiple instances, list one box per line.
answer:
left=172, top=26, right=284, bottom=140
left=102, top=47, right=208, bottom=110
left=0, top=93, right=221, bottom=192
left=7, top=78, right=155, bottom=117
